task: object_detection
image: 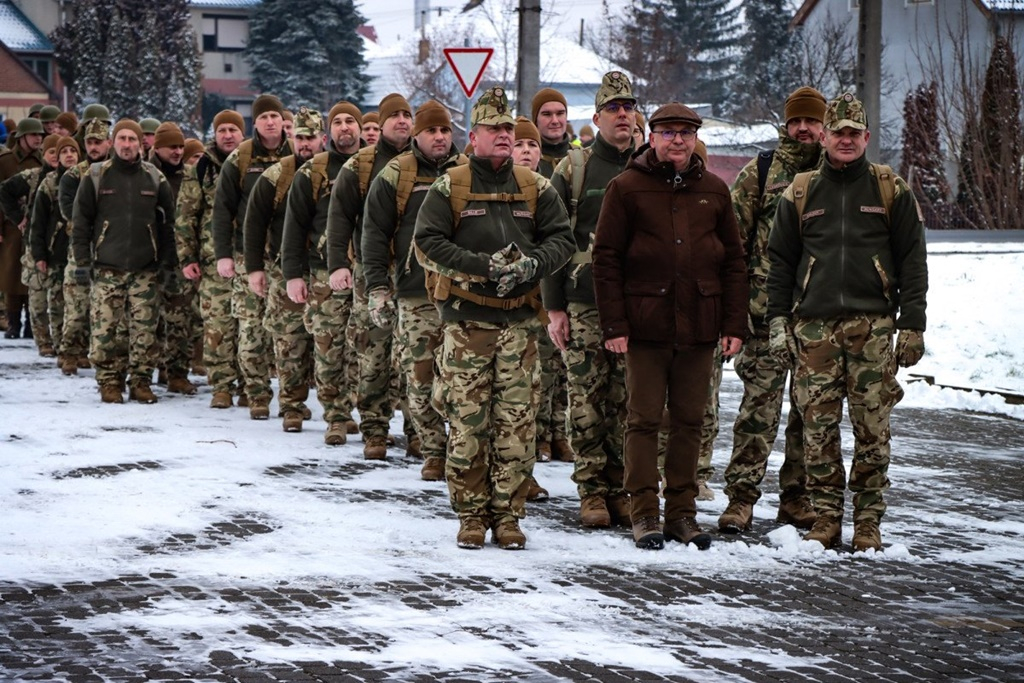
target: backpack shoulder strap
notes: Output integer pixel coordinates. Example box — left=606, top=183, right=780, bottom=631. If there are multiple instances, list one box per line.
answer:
left=272, top=156, right=299, bottom=211
left=756, top=149, right=775, bottom=199
left=309, top=151, right=331, bottom=204
left=565, top=147, right=592, bottom=230
left=870, top=163, right=896, bottom=226
left=791, top=170, right=815, bottom=232
left=447, top=164, right=474, bottom=230
left=356, top=146, right=378, bottom=198
left=510, top=165, right=539, bottom=218
left=235, top=140, right=253, bottom=189
left=394, top=152, right=421, bottom=221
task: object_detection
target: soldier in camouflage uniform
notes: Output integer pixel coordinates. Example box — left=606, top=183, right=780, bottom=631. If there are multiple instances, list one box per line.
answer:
left=59, top=112, right=112, bottom=375
left=175, top=110, right=246, bottom=407
left=212, top=95, right=293, bottom=419
left=415, top=86, right=574, bottom=550
left=767, top=93, right=928, bottom=552
left=326, top=93, right=413, bottom=459
left=717, top=87, right=827, bottom=535
left=71, top=119, right=176, bottom=404
left=362, top=100, right=467, bottom=479
left=543, top=71, right=637, bottom=529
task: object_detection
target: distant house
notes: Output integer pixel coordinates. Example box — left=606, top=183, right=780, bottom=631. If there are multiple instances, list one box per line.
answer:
left=0, top=0, right=59, bottom=119
left=188, top=0, right=261, bottom=119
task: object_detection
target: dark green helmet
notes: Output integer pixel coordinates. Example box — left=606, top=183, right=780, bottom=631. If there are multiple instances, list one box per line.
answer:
left=16, top=117, right=45, bottom=137
left=82, top=103, right=112, bottom=124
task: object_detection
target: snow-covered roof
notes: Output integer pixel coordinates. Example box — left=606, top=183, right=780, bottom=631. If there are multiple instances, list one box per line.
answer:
left=0, top=0, right=52, bottom=51
left=982, top=0, right=1024, bottom=10
left=699, top=122, right=779, bottom=148
left=187, top=0, right=261, bottom=8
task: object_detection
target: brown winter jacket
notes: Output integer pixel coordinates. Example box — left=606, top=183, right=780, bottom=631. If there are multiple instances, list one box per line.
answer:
left=592, top=147, right=748, bottom=347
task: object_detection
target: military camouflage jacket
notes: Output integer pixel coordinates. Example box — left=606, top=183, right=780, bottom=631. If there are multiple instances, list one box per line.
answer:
left=731, top=128, right=822, bottom=332
left=767, top=153, right=928, bottom=331
left=174, top=143, right=228, bottom=270
left=542, top=132, right=633, bottom=310
left=414, top=155, right=574, bottom=324
left=361, top=140, right=465, bottom=298
left=212, top=133, right=292, bottom=260
left=29, top=167, right=70, bottom=267
left=280, top=143, right=354, bottom=280
left=325, top=136, right=405, bottom=273
left=538, top=134, right=571, bottom=179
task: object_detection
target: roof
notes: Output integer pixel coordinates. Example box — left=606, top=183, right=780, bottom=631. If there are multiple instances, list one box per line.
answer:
left=187, top=0, right=261, bottom=8
left=0, top=0, right=52, bottom=51
left=793, top=0, right=1024, bottom=25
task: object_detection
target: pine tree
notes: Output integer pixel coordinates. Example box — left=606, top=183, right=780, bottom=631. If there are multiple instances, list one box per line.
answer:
left=50, top=0, right=203, bottom=124
left=728, top=0, right=801, bottom=122
left=246, top=0, right=369, bottom=112
left=666, top=0, right=742, bottom=108
left=899, top=82, right=947, bottom=229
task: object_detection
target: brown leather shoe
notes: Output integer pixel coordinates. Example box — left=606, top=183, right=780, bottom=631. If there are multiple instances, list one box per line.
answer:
left=167, top=376, right=197, bottom=395
left=580, top=495, right=611, bottom=528
left=777, top=497, right=817, bottom=530
left=551, top=438, right=575, bottom=462
left=99, top=384, right=124, bottom=404
left=420, top=456, right=445, bottom=481
left=129, top=384, right=158, bottom=404
left=325, top=422, right=347, bottom=445
left=718, top=500, right=754, bottom=534
left=525, top=475, right=549, bottom=502
left=363, top=435, right=387, bottom=459
left=210, top=392, right=232, bottom=409
left=664, top=517, right=712, bottom=550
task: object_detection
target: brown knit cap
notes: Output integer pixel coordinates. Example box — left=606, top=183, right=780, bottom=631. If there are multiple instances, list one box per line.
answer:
left=379, top=93, right=412, bottom=123
left=362, top=112, right=379, bottom=125
left=328, top=101, right=363, bottom=127
left=530, top=87, right=567, bottom=123
left=183, top=138, right=205, bottom=160
left=213, top=110, right=245, bottom=132
left=784, top=86, right=827, bottom=123
left=42, top=134, right=61, bottom=153
left=112, top=119, right=144, bottom=141
left=154, top=122, right=185, bottom=149
left=413, top=100, right=451, bottom=136
left=514, top=116, right=540, bottom=144
left=56, top=135, right=81, bottom=157
left=55, top=112, right=79, bottom=133
left=579, top=124, right=594, bottom=138
left=252, top=94, right=284, bottom=120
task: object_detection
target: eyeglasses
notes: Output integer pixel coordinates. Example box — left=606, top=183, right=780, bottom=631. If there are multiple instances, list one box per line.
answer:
left=601, top=102, right=636, bottom=114
left=655, top=129, right=697, bottom=141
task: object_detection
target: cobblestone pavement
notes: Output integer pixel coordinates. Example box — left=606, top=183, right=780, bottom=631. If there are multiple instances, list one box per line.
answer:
left=1, top=348, right=1023, bottom=682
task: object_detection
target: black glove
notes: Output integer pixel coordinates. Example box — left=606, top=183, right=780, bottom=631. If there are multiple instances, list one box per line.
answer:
left=72, top=266, right=92, bottom=286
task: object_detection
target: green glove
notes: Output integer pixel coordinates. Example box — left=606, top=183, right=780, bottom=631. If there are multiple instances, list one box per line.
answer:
left=768, top=316, right=798, bottom=370
left=894, top=329, right=924, bottom=367
left=367, top=287, right=396, bottom=329
left=496, top=257, right=538, bottom=297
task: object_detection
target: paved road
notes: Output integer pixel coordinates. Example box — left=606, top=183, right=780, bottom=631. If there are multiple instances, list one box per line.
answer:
left=1, top=348, right=1022, bottom=682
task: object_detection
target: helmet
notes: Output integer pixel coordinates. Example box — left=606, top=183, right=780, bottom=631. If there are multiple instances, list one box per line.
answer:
left=15, top=117, right=46, bottom=138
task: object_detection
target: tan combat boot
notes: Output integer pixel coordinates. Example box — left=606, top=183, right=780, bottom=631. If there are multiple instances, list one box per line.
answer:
left=536, top=441, right=552, bottom=462
left=804, top=517, right=842, bottom=549
left=420, top=456, right=445, bottom=481
left=60, top=356, right=78, bottom=376
left=282, top=411, right=303, bottom=433
left=167, top=376, right=197, bottom=395
left=249, top=397, right=270, bottom=420
left=345, top=419, right=359, bottom=434
left=697, top=480, right=715, bottom=501
left=210, top=392, right=232, bottom=409
left=852, top=519, right=882, bottom=552
left=456, top=517, right=487, bottom=549
left=580, top=495, right=611, bottom=528
left=100, top=384, right=124, bottom=404
left=363, top=435, right=387, bottom=459
left=551, top=438, right=575, bottom=462
left=777, top=497, right=817, bottom=529
left=492, top=519, right=527, bottom=550
left=325, top=422, right=347, bottom=445
left=718, top=500, right=753, bottom=534
left=664, top=517, right=712, bottom=550
left=406, top=434, right=422, bottom=458
left=129, top=384, right=158, bottom=404
left=525, top=475, right=549, bottom=502
left=606, top=494, right=632, bottom=527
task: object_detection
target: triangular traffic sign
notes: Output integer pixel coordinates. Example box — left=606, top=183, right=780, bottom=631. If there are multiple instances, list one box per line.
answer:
left=443, top=47, right=494, bottom=99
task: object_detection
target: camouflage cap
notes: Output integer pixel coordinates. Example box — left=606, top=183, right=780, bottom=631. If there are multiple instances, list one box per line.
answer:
left=595, top=71, right=636, bottom=110
left=471, top=86, right=515, bottom=127
left=293, top=106, right=325, bottom=137
left=83, top=118, right=111, bottom=140
left=824, top=92, right=868, bottom=131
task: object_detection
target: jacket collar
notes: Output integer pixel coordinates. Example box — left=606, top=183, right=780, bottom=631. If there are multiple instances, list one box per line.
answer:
left=592, top=132, right=634, bottom=165
left=821, top=152, right=870, bottom=182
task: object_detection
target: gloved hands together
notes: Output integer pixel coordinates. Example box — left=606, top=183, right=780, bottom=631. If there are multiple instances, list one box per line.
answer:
left=768, top=316, right=798, bottom=370
left=367, top=287, right=396, bottom=329
left=894, top=329, right=924, bottom=367
left=496, top=257, right=538, bottom=297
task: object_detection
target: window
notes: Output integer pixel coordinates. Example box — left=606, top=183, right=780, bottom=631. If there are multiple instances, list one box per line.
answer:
left=202, top=15, right=247, bottom=53
left=20, top=57, right=51, bottom=86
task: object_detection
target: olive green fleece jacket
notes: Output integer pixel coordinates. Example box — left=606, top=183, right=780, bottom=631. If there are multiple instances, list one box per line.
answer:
left=767, top=153, right=928, bottom=331
left=361, top=140, right=465, bottom=298
left=414, top=155, right=574, bottom=324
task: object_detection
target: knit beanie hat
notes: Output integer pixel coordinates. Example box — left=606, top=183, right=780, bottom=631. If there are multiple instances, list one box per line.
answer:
left=579, top=124, right=594, bottom=138
left=112, top=119, right=144, bottom=141
left=252, top=94, right=284, bottom=120
left=328, top=101, right=363, bottom=128
left=282, top=110, right=294, bottom=122
left=379, top=93, right=412, bottom=123
left=42, top=134, right=61, bottom=153
left=530, top=87, right=567, bottom=123
left=213, top=110, right=245, bottom=132
left=56, top=136, right=81, bottom=157
left=153, top=122, right=185, bottom=149
left=514, top=116, right=540, bottom=144
left=55, top=112, right=79, bottom=133
left=413, top=100, right=451, bottom=136
left=784, top=86, right=827, bottom=123
left=362, top=112, right=379, bottom=125
left=183, top=138, right=205, bottom=161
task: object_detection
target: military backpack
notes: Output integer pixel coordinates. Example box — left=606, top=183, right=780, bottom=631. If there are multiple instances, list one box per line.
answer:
left=790, top=163, right=897, bottom=230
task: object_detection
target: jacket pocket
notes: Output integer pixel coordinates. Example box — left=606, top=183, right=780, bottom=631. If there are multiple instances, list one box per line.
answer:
left=696, top=278, right=722, bottom=343
left=624, top=280, right=673, bottom=341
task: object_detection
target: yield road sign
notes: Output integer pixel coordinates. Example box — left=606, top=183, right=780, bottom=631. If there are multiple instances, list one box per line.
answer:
left=444, top=47, right=494, bottom=99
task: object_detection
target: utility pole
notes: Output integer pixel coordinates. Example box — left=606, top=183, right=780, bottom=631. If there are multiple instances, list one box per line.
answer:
left=858, top=0, right=882, bottom=161
left=516, top=0, right=541, bottom=116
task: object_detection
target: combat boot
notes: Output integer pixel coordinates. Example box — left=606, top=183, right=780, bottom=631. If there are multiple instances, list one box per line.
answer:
left=129, top=384, right=158, bottom=404
left=804, top=517, right=842, bottom=549
left=100, top=383, right=124, bottom=404
left=77, top=356, right=91, bottom=369
left=525, top=475, right=549, bottom=502
left=301, top=405, right=313, bottom=420
left=210, top=392, right=232, bottom=409
left=492, top=519, right=527, bottom=550
left=249, top=397, right=270, bottom=420
left=406, top=434, right=422, bottom=458
left=632, top=516, right=664, bottom=550
left=345, top=419, right=359, bottom=434
left=697, top=480, right=715, bottom=501
left=552, top=438, right=575, bottom=462
left=38, top=343, right=56, bottom=357
left=664, top=517, right=712, bottom=550
left=236, top=393, right=249, bottom=407
left=718, top=500, right=753, bottom=533
left=282, top=411, right=303, bottom=433
left=167, top=376, right=197, bottom=395
left=579, top=495, right=611, bottom=528
left=536, top=441, right=552, bottom=462
left=363, top=435, right=387, bottom=459
left=325, top=422, right=347, bottom=445
left=456, top=517, right=487, bottom=549
left=420, top=456, right=445, bottom=481
left=852, top=519, right=882, bottom=552
left=777, top=497, right=817, bottom=529
left=606, top=494, right=632, bottom=527
left=60, top=356, right=78, bottom=376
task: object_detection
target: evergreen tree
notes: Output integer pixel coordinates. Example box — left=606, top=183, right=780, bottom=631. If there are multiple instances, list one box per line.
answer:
left=899, top=82, right=947, bottom=229
left=246, top=0, right=369, bottom=112
left=666, top=0, right=742, bottom=108
left=50, top=0, right=202, bottom=124
left=728, top=0, right=801, bottom=122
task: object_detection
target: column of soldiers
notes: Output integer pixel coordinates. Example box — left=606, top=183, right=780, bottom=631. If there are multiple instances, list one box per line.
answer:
left=3, top=79, right=924, bottom=555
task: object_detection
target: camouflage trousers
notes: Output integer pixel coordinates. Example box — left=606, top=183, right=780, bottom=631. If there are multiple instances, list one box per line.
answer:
left=397, top=297, right=446, bottom=461
left=793, top=315, right=904, bottom=524
left=536, top=333, right=569, bottom=443
left=264, top=264, right=312, bottom=415
left=21, top=251, right=51, bottom=349
left=157, top=268, right=197, bottom=378
left=308, top=268, right=356, bottom=424
left=723, top=333, right=806, bottom=505
left=61, top=254, right=91, bottom=361
left=89, top=268, right=160, bottom=388
left=349, top=262, right=402, bottom=438
left=43, top=267, right=66, bottom=354
left=197, top=262, right=241, bottom=395
left=562, top=302, right=627, bottom=499
left=232, top=255, right=271, bottom=402
left=437, top=319, right=539, bottom=523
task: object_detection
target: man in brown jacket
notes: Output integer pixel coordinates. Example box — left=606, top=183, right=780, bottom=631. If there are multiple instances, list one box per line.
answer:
left=592, top=103, right=747, bottom=550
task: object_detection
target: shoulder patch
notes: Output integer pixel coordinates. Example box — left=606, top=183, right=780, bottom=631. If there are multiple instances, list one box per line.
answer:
left=262, top=162, right=284, bottom=183
left=432, top=174, right=453, bottom=198
left=536, top=174, right=552, bottom=193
